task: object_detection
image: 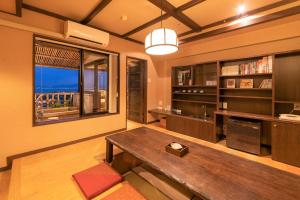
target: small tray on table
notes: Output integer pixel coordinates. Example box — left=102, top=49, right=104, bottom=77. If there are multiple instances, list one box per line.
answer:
left=165, top=142, right=189, bottom=157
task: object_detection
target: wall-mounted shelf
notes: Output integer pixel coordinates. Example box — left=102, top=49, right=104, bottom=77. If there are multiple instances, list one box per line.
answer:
left=173, top=93, right=217, bottom=96
left=275, top=100, right=300, bottom=104
left=220, top=95, right=272, bottom=100
left=172, top=85, right=217, bottom=88
left=172, top=99, right=217, bottom=105
left=219, top=73, right=272, bottom=78
left=219, top=88, right=272, bottom=91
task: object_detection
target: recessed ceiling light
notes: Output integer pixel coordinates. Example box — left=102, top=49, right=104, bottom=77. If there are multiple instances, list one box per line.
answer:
left=237, top=4, right=246, bottom=15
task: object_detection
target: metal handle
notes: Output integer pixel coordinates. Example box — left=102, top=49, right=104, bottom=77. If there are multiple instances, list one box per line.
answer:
left=273, top=124, right=278, bottom=128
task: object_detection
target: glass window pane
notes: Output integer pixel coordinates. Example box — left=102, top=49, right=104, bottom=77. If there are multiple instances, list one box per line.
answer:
left=83, top=51, right=109, bottom=114
left=34, top=42, right=80, bottom=123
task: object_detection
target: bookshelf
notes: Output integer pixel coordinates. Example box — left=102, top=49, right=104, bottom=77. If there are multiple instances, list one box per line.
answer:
left=171, top=62, right=218, bottom=119
left=218, top=55, right=273, bottom=116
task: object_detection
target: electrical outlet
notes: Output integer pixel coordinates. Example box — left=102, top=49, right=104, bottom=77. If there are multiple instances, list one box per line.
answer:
left=294, top=103, right=300, bottom=111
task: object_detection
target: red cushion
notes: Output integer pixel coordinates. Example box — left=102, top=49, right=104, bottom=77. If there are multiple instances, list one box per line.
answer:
left=73, top=163, right=122, bottom=200
left=102, top=182, right=146, bottom=200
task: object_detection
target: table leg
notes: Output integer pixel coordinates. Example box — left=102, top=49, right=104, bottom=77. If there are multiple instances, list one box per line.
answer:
left=106, top=140, right=113, bottom=163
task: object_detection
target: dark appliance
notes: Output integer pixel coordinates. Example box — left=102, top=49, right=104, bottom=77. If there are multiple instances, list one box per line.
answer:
left=227, top=117, right=262, bottom=155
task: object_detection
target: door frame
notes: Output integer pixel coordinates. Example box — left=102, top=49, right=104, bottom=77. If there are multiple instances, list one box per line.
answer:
left=126, top=56, right=148, bottom=124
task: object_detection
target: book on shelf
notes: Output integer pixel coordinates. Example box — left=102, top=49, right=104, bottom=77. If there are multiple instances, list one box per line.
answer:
left=221, top=65, right=239, bottom=76
left=259, top=79, right=272, bottom=89
left=221, top=56, right=273, bottom=76
left=240, top=79, right=254, bottom=88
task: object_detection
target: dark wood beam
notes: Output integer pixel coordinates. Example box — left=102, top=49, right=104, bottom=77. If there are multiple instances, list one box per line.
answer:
left=148, top=0, right=201, bottom=31
left=22, top=4, right=144, bottom=45
left=81, top=0, right=112, bottom=24
left=178, top=30, right=194, bottom=37
left=202, top=0, right=298, bottom=30
left=179, top=0, right=297, bottom=38
left=176, top=0, right=206, bottom=11
left=122, top=14, right=170, bottom=37
left=22, top=3, right=73, bottom=21
left=16, top=0, right=23, bottom=17
left=123, top=0, right=205, bottom=37
left=181, top=5, right=300, bottom=44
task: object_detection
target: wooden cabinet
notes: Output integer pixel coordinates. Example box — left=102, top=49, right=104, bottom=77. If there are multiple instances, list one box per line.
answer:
left=272, top=121, right=300, bottom=167
left=166, top=115, right=216, bottom=143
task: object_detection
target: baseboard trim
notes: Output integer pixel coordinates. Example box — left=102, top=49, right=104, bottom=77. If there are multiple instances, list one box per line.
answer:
left=0, top=128, right=126, bottom=172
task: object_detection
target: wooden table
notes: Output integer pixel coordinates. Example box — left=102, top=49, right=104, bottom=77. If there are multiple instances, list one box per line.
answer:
left=105, top=127, right=300, bottom=200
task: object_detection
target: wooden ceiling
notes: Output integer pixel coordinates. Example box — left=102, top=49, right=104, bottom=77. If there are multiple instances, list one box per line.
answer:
left=1, top=0, right=300, bottom=45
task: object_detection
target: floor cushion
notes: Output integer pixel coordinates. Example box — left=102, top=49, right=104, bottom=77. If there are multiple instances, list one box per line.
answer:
left=73, top=163, right=122, bottom=199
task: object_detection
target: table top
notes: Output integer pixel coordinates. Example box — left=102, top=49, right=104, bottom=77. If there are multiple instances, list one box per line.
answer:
left=106, top=127, right=300, bottom=200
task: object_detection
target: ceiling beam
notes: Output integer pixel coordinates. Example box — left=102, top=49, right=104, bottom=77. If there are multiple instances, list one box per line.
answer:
left=122, top=14, right=170, bottom=37
left=123, top=0, right=205, bottom=37
left=203, top=0, right=298, bottom=30
left=22, top=4, right=144, bottom=45
left=179, top=0, right=297, bottom=38
left=22, top=3, right=74, bottom=21
left=178, top=30, right=194, bottom=37
left=81, top=0, right=112, bottom=24
left=147, top=0, right=201, bottom=31
left=181, top=5, right=300, bottom=44
left=176, top=0, right=205, bottom=11
left=16, top=0, right=23, bottom=17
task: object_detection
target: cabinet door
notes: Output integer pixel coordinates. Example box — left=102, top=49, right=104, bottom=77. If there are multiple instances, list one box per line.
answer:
left=272, top=122, right=300, bottom=167
left=166, top=115, right=215, bottom=142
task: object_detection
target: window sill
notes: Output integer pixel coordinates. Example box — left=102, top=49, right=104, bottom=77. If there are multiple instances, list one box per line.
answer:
left=33, top=112, right=120, bottom=127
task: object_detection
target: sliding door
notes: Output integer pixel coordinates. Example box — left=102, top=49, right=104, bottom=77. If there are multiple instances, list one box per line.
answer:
left=82, top=50, right=109, bottom=115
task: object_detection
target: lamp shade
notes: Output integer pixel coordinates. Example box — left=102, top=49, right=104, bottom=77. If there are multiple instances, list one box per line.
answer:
left=145, top=28, right=178, bottom=55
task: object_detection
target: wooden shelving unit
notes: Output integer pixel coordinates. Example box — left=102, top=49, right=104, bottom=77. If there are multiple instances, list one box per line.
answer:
left=164, top=50, right=300, bottom=151
left=218, top=55, right=273, bottom=116
left=168, top=62, right=218, bottom=142
left=172, top=62, right=218, bottom=118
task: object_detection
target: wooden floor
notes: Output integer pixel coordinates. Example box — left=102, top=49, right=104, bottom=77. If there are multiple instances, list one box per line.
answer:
left=1, top=120, right=300, bottom=200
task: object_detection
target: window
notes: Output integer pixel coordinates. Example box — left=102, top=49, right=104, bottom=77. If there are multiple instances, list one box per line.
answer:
left=34, top=39, right=119, bottom=125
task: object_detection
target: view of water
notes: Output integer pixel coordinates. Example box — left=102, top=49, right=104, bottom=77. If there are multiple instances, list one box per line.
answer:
left=35, top=66, right=107, bottom=93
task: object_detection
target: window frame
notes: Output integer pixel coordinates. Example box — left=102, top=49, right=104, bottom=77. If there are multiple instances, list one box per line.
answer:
left=32, top=35, right=120, bottom=126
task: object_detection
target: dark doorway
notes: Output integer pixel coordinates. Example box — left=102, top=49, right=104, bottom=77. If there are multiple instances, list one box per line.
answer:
left=126, top=57, right=147, bottom=124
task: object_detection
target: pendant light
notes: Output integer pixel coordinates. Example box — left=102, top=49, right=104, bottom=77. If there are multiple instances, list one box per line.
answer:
left=145, top=0, right=178, bottom=55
